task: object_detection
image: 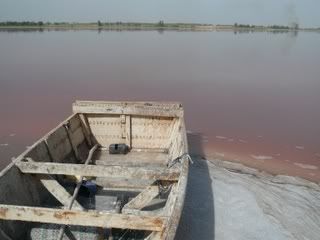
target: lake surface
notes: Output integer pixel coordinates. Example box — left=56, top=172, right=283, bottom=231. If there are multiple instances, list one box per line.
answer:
left=0, top=30, right=319, bottom=181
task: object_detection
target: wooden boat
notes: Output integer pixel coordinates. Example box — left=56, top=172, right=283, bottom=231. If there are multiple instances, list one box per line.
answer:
left=0, top=101, right=190, bottom=240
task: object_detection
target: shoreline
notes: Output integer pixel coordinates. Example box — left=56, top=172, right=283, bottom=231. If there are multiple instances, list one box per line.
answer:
left=205, top=158, right=320, bottom=188
left=0, top=23, right=319, bottom=32
left=200, top=152, right=320, bottom=184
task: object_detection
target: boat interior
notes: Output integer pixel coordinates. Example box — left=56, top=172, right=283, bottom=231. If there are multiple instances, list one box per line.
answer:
left=0, top=101, right=188, bottom=240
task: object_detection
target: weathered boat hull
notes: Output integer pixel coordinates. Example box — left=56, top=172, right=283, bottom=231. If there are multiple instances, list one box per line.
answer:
left=0, top=101, right=189, bottom=240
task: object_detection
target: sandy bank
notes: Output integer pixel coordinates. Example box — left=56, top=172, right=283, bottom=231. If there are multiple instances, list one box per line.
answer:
left=176, top=158, right=320, bottom=240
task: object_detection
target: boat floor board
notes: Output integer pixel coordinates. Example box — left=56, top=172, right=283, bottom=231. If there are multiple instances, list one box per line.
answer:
left=93, top=150, right=169, bottom=166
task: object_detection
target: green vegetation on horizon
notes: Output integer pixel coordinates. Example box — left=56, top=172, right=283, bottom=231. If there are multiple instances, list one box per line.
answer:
left=0, top=21, right=211, bottom=28
left=0, top=21, right=319, bottom=31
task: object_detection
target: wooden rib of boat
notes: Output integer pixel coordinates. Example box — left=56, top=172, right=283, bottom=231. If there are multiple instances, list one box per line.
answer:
left=0, top=101, right=190, bottom=240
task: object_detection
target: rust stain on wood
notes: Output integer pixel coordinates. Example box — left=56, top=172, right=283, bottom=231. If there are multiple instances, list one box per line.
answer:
left=54, top=211, right=76, bottom=219
left=0, top=208, right=8, bottom=218
left=152, top=218, right=164, bottom=228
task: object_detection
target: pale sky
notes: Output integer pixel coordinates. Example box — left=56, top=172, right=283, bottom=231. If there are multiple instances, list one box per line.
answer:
left=0, top=0, right=319, bottom=27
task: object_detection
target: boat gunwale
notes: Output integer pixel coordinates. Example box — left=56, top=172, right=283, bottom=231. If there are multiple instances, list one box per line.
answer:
left=72, top=100, right=184, bottom=118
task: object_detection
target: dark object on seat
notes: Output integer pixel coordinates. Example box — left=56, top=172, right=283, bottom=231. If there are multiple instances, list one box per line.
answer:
left=109, top=144, right=129, bottom=154
left=79, top=181, right=97, bottom=197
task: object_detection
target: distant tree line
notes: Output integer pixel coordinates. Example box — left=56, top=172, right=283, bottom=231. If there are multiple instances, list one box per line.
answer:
left=0, top=21, right=45, bottom=26
left=0, top=21, right=304, bottom=31
left=0, top=21, right=204, bottom=29
left=96, top=20, right=167, bottom=27
left=234, top=22, right=299, bottom=30
left=234, top=23, right=258, bottom=28
left=268, top=25, right=290, bottom=30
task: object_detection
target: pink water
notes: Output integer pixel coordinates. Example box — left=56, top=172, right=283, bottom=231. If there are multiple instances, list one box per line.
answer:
left=0, top=30, right=319, bottom=181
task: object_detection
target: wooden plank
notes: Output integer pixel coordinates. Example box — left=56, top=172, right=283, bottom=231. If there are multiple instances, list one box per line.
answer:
left=121, top=208, right=163, bottom=217
left=36, top=175, right=83, bottom=210
left=44, top=139, right=55, bottom=162
left=24, top=156, right=84, bottom=210
left=126, top=115, right=131, bottom=147
left=122, top=185, right=159, bottom=213
left=94, top=178, right=154, bottom=191
left=0, top=205, right=165, bottom=232
left=162, top=158, right=189, bottom=240
left=64, top=123, right=79, bottom=160
left=162, top=183, right=178, bottom=216
left=93, top=150, right=169, bottom=165
left=131, top=116, right=174, bottom=149
left=26, top=141, right=52, bottom=163
left=68, top=115, right=86, bottom=147
left=95, top=160, right=165, bottom=168
left=15, top=162, right=180, bottom=180
left=167, top=118, right=180, bottom=152
left=72, top=101, right=183, bottom=117
left=120, top=114, right=126, bottom=139
left=45, top=126, right=73, bottom=163
left=78, top=113, right=93, bottom=146
left=130, top=148, right=168, bottom=153
left=97, top=147, right=168, bottom=153
left=86, top=114, right=124, bottom=147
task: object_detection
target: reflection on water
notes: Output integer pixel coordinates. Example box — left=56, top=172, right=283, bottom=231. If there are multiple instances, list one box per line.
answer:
left=0, top=30, right=319, bottom=181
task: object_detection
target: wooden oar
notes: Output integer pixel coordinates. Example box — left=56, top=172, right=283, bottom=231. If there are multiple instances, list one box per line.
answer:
left=57, top=144, right=99, bottom=240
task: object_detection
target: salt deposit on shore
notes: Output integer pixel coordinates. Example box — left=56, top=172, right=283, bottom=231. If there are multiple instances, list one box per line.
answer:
left=176, top=158, right=320, bottom=240
left=293, top=162, right=318, bottom=170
